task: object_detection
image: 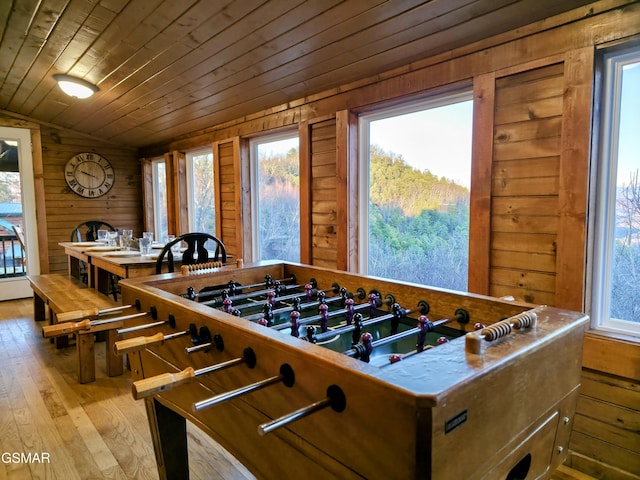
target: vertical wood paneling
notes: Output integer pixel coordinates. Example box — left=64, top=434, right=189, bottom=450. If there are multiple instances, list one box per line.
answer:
left=213, top=137, right=242, bottom=260
left=468, top=73, right=495, bottom=295
left=555, top=47, right=594, bottom=311
left=489, top=63, right=565, bottom=304
left=299, top=120, right=312, bottom=264
left=141, top=159, right=154, bottom=232
left=336, top=110, right=358, bottom=272
left=310, top=118, right=337, bottom=268
left=39, top=126, right=142, bottom=274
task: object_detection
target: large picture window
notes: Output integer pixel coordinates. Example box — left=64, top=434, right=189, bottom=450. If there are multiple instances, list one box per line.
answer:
left=250, top=133, right=300, bottom=262
left=590, top=44, right=640, bottom=335
left=186, top=148, right=215, bottom=234
left=151, top=158, right=168, bottom=241
left=359, top=92, right=473, bottom=291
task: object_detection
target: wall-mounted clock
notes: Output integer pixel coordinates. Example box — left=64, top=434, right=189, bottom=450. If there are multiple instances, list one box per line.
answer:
left=64, top=152, right=114, bottom=198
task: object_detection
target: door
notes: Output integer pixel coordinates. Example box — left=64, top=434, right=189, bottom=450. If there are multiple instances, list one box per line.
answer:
left=0, top=127, right=39, bottom=300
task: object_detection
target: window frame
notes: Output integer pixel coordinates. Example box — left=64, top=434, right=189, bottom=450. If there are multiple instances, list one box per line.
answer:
left=357, top=90, right=474, bottom=285
left=589, top=43, right=640, bottom=335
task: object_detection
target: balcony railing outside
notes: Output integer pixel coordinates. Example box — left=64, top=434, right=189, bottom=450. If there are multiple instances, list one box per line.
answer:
left=0, top=234, right=26, bottom=278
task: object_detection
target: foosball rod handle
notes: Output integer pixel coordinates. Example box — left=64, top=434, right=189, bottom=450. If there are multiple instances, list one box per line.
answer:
left=42, top=319, right=91, bottom=337
left=465, top=309, right=537, bottom=354
left=258, top=384, right=346, bottom=436
left=114, top=332, right=166, bottom=355
left=132, top=354, right=249, bottom=400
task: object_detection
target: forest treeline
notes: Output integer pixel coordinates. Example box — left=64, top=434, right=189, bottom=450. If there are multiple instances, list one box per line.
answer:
left=258, top=144, right=470, bottom=291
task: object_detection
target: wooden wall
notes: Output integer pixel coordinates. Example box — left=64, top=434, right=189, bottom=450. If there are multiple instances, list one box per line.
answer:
left=0, top=113, right=143, bottom=274
left=138, top=2, right=640, bottom=478
left=2, top=1, right=638, bottom=478
left=40, top=126, right=142, bottom=273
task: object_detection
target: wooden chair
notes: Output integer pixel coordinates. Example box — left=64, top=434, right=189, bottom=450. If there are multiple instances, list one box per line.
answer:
left=70, top=220, right=119, bottom=300
left=12, top=224, right=26, bottom=271
left=70, top=220, right=116, bottom=242
left=155, top=233, right=227, bottom=274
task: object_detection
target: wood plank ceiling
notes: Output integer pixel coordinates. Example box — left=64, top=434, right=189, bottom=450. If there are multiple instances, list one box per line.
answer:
left=0, top=0, right=593, bottom=150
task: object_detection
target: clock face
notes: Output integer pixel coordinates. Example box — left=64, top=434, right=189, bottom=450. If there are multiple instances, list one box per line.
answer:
left=65, top=152, right=114, bottom=198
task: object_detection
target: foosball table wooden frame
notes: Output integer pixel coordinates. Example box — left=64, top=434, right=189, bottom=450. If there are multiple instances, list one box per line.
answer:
left=114, top=261, right=588, bottom=480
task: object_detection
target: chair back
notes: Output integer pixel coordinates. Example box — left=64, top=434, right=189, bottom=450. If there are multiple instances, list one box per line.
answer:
left=155, top=233, right=227, bottom=274
left=70, top=221, right=116, bottom=242
left=12, top=224, right=26, bottom=250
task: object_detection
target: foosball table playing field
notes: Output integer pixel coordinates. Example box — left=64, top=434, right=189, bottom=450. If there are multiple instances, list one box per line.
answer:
left=111, top=261, right=588, bottom=479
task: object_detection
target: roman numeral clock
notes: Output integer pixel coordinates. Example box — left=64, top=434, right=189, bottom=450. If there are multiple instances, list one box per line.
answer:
left=64, top=152, right=114, bottom=198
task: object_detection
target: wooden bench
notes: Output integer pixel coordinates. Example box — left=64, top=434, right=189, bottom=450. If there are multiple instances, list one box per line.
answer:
left=27, top=274, right=123, bottom=383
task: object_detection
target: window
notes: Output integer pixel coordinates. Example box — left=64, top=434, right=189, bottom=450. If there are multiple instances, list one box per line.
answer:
left=590, top=44, right=640, bottom=335
left=186, top=149, right=215, bottom=234
left=250, top=133, right=300, bottom=262
left=359, top=91, right=473, bottom=291
left=151, top=158, right=168, bottom=241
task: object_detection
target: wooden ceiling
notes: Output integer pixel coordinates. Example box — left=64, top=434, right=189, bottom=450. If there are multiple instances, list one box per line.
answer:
left=0, top=0, right=593, bottom=150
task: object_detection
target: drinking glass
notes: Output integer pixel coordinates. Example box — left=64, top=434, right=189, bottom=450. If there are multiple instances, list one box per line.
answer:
left=139, top=237, right=151, bottom=256
left=140, top=231, right=154, bottom=256
left=120, top=229, right=133, bottom=249
left=97, top=230, right=108, bottom=243
left=107, top=230, right=118, bottom=246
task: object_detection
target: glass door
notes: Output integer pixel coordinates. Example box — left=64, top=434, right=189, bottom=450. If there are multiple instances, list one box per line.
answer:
left=0, top=127, right=39, bottom=300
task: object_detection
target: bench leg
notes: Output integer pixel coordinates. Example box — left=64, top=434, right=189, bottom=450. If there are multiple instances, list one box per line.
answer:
left=52, top=313, right=70, bottom=349
left=33, top=293, right=46, bottom=322
left=106, top=329, right=124, bottom=377
left=77, top=333, right=96, bottom=384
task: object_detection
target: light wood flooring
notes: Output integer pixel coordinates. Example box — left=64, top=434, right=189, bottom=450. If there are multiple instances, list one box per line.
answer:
left=0, top=298, right=595, bottom=480
left=0, top=298, right=254, bottom=480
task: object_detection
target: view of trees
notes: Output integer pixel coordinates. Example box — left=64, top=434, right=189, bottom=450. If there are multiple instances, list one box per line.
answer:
left=368, top=145, right=470, bottom=291
left=257, top=145, right=300, bottom=262
left=255, top=143, right=470, bottom=291
left=190, top=153, right=216, bottom=234
left=611, top=169, right=640, bottom=322
left=0, top=171, right=20, bottom=203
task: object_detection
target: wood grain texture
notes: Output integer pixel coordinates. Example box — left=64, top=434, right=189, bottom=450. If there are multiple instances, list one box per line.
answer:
left=0, top=298, right=254, bottom=480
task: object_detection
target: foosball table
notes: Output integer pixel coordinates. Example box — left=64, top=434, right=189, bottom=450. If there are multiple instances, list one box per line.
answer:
left=110, top=261, right=587, bottom=479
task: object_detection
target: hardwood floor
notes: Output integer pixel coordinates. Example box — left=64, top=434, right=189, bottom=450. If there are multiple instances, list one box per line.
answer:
left=0, top=298, right=595, bottom=480
left=0, top=298, right=254, bottom=480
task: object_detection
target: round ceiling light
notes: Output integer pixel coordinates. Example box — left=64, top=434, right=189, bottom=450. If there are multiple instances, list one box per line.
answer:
left=53, top=74, right=99, bottom=99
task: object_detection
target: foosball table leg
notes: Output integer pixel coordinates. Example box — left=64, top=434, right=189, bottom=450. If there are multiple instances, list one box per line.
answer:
left=145, top=398, right=189, bottom=480
left=76, top=331, right=95, bottom=384
left=106, top=329, right=124, bottom=377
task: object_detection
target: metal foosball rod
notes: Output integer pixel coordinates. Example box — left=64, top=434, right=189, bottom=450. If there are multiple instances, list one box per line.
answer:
left=116, top=313, right=177, bottom=335
left=346, top=308, right=471, bottom=362
left=131, top=347, right=257, bottom=400
left=202, top=281, right=306, bottom=308
left=280, top=292, right=385, bottom=336
left=42, top=311, right=150, bottom=337
left=312, top=301, right=407, bottom=343
left=184, top=274, right=298, bottom=301
left=257, top=384, right=347, bottom=436
left=243, top=288, right=347, bottom=322
left=115, top=322, right=221, bottom=355
left=193, top=363, right=295, bottom=412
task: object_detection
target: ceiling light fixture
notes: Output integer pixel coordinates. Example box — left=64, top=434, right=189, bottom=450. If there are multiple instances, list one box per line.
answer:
left=53, top=74, right=99, bottom=99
